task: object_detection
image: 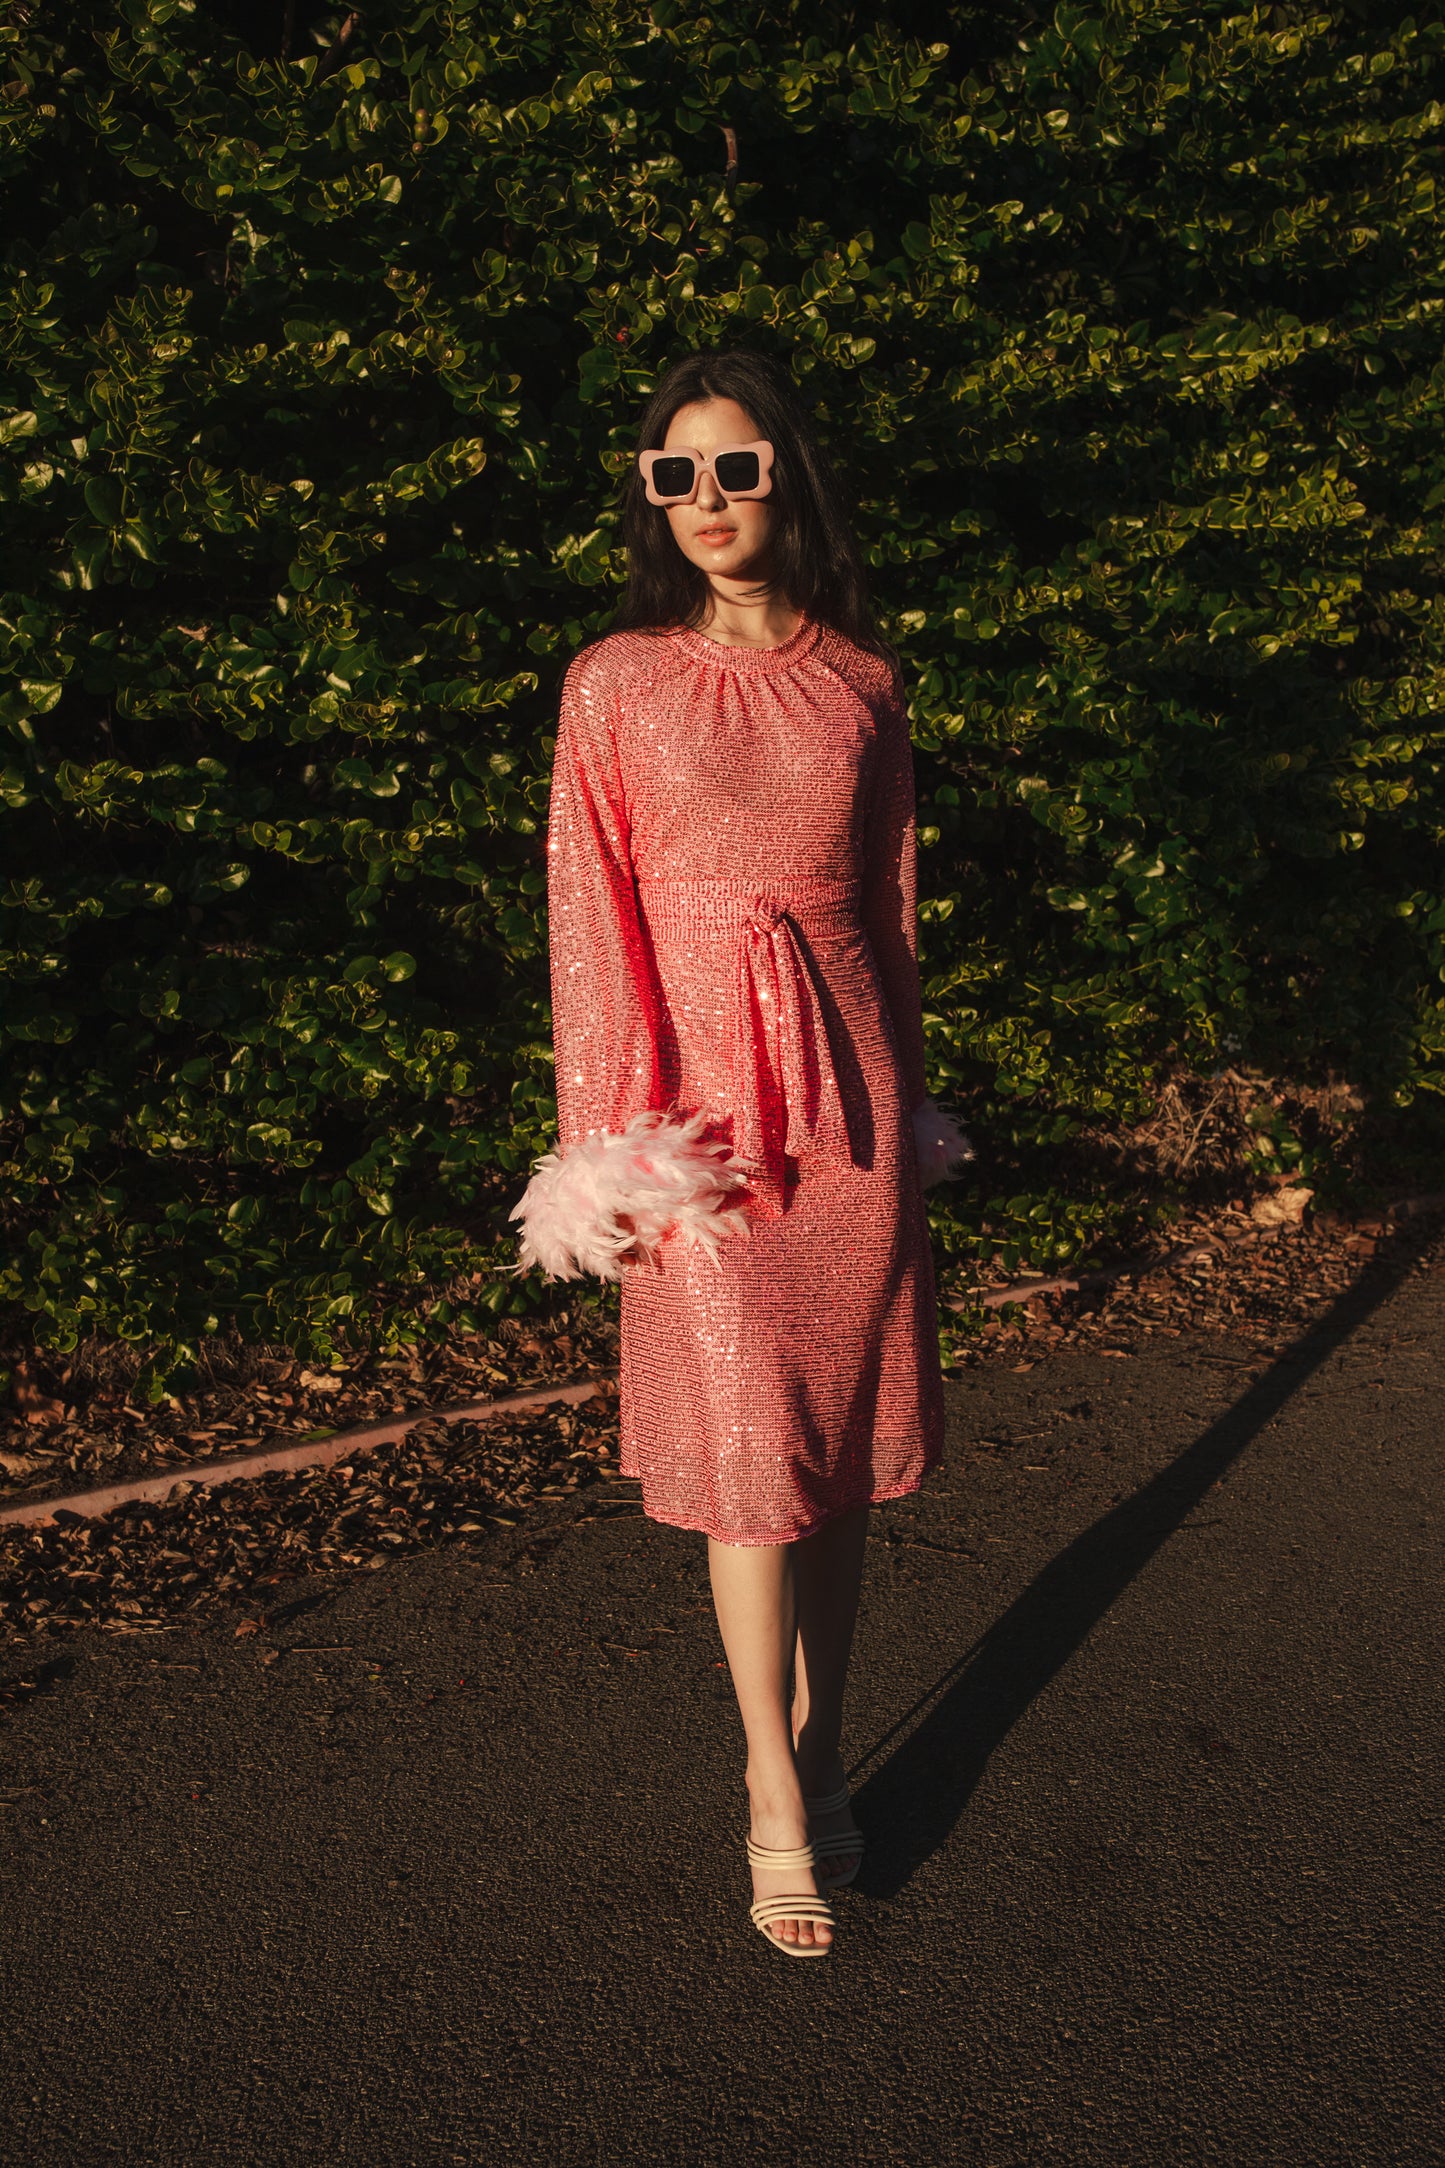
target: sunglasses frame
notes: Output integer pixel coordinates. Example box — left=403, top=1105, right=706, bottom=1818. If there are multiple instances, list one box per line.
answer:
left=637, top=440, right=775, bottom=507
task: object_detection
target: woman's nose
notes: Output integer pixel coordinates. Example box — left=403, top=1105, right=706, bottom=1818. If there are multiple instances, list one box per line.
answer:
left=695, top=469, right=726, bottom=510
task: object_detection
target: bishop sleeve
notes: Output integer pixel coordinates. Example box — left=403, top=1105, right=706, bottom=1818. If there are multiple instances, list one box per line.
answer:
left=547, top=651, right=660, bottom=1147
left=863, top=684, right=972, bottom=1188
left=510, top=650, right=749, bottom=1278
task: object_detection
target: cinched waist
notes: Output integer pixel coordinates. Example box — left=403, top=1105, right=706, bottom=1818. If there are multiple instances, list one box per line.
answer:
left=635, top=876, right=863, bottom=943
left=635, top=878, right=860, bottom=1207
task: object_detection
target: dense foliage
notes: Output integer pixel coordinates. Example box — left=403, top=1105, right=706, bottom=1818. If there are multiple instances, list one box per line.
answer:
left=2, top=0, right=1443, bottom=1378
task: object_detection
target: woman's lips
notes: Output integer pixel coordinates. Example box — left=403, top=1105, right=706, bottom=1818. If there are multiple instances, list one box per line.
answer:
left=695, top=525, right=736, bottom=544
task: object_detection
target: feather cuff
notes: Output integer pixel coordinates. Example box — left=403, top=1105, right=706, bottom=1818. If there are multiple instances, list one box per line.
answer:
left=912, top=1098, right=974, bottom=1188
left=510, top=1109, right=751, bottom=1281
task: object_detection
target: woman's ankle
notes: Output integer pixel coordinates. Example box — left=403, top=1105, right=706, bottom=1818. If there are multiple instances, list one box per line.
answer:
left=744, top=1761, right=805, bottom=1818
left=792, top=1730, right=845, bottom=1795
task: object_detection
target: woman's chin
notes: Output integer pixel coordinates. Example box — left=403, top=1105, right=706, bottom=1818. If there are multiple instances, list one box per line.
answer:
left=688, top=546, right=768, bottom=583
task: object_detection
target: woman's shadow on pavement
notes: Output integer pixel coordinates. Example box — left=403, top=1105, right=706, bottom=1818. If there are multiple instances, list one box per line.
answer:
left=849, top=1239, right=1424, bottom=1898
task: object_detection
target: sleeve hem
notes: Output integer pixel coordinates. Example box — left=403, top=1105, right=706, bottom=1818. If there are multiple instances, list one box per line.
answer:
left=912, top=1098, right=974, bottom=1190
left=511, top=1110, right=751, bottom=1281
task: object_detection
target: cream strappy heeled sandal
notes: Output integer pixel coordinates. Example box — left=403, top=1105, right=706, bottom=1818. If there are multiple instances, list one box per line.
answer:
left=805, top=1782, right=865, bottom=1889
left=746, top=1837, right=836, bottom=1958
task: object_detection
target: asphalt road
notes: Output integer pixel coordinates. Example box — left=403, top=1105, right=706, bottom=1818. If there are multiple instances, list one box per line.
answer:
left=2, top=1247, right=1442, bottom=2166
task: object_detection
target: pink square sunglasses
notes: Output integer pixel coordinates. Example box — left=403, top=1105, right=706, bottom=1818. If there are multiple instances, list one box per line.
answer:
left=637, top=440, right=775, bottom=507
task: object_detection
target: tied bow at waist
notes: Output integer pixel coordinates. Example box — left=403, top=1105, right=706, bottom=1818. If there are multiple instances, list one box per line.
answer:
left=632, top=878, right=863, bottom=1208
left=733, top=897, right=856, bottom=1197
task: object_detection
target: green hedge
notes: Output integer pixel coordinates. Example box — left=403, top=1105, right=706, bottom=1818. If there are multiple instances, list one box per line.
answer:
left=2, top=1, right=1443, bottom=1377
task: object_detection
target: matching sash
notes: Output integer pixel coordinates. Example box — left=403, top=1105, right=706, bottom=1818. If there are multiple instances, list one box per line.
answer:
left=635, top=879, right=861, bottom=1209
left=733, top=897, right=855, bottom=1194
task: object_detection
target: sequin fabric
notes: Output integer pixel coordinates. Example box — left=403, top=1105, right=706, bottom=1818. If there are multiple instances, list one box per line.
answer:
left=546, top=614, right=944, bottom=1544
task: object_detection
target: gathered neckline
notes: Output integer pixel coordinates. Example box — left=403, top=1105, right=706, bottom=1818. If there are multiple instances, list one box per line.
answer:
left=670, top=614, right=820, bottom=671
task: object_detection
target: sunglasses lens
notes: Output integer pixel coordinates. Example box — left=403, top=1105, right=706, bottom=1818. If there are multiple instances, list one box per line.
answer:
left=713, top=450, right=761, bottom=493
left=650, top=454, right=698, bottom=499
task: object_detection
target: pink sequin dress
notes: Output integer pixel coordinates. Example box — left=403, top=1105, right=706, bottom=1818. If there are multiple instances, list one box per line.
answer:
left=536, top=613, right=944, bottom=1545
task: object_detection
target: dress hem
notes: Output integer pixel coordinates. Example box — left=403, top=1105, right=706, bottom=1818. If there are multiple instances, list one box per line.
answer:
left=627, top=1463, right=939, bottom=1548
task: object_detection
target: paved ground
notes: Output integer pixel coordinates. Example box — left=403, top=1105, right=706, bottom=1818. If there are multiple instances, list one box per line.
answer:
left=2, top=1246, right=1442, bottom=2166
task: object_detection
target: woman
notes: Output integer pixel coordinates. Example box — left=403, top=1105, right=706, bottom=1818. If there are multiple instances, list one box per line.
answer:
left=513, top=350, right=967, bottom=1957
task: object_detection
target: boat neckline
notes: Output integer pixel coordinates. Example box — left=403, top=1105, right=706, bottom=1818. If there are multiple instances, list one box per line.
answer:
left=668, top=615, right=819, bottom=669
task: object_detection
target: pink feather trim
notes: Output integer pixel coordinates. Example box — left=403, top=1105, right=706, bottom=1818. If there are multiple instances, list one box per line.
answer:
left=912, top=1098, right=974, bottom=1188
left=510, top=1109, right=752, bottom=1281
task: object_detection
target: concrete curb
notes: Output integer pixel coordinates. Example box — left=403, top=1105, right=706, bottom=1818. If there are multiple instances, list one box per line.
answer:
left=0, top=1380, right=609, bottom=1531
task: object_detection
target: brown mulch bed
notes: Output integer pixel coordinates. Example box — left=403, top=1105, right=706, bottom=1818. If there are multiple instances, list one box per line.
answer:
left=0, top=1303, right=620, bottom=1512
left=0, top=1392, right=622, bottom=1643
left=945, top=1204, right=1444, bottom=1370
left=3, top=1202, right=1440, bottom=1652
left=5, top=1195, right=1435, bottom=1508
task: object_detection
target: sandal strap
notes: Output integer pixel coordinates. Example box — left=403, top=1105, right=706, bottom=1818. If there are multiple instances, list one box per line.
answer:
left=749, top=1895, right=836, bottom=1928
left=811, top=1828, right=865, bottom=1860
left=746, top=1838, right=817, bottom=1871
left=803, top=1783, right=853, bottom=1817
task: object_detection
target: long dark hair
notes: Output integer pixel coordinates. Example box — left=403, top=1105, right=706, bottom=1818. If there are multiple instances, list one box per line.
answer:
left=611, top=350, right=883, bottom=653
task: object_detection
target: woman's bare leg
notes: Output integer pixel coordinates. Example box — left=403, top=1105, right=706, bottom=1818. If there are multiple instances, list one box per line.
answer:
left=707, top=1537, right=829, bottom=1948
left=792, top=1505, right=870, bottom=1878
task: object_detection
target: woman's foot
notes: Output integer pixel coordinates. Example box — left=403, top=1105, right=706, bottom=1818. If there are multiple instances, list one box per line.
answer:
left=746, top=1776, right=832, bottom=1950
left=797, top=1751, right=863, bottom=1885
